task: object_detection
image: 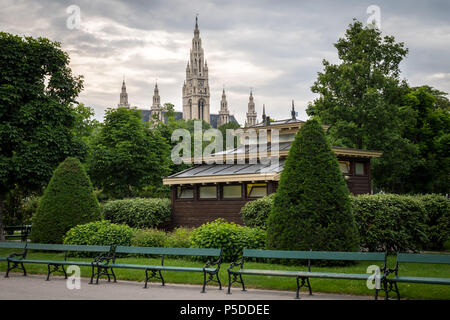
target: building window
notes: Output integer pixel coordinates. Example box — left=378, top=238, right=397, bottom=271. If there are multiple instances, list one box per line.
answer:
left=177, top=186, right=194, bottom=199
left=339, top=161, right=350, bottom=174
left=355, top=162, right=365, bottom=176
left=223, top=185, right=242, bottom=199
left=199, top=185, right=217, bottom=199
left=246, top=183, right=267, bottom=198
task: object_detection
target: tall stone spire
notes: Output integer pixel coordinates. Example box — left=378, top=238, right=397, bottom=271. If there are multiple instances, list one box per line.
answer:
left=218, top=88, right=230, bottom=127
left=262, top=104, right=266, bottom=123
left=151, top=82, right=163, bottom=121
left=118, top=79, right=130, bottom=108
left=291, top=100, right=296, bottom=120
left=182, top=16, right=210, bottom=123
left=246, top=90, right=257, bottom=127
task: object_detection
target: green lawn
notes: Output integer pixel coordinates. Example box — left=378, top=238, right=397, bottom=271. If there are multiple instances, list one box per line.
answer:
left=1, top=249, right=449, bottom=300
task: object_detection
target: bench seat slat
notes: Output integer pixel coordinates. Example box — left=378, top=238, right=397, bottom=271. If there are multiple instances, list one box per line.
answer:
left=8, top=258, right=93, bottom=266
left=392, top=276, right=450, bottom=285
left=114, top=246, right=220, bottom=257
left=231, top=268, right=376, bottom=280
left=108, top=263, right=216, bottom=273
left=397, top=253, right=450, bottom=264
left=0, top=242, right=27, bottom=250
left=243, top=249, right=385, bottom=261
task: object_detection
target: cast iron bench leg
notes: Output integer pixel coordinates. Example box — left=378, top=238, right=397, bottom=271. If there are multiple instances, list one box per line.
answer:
left=201, top=271, right=207, bottom=293
left=227, top=272, right=232, bottom=294
left=240, top=274, right=246, bottom=292
left=216, top=273, right=222, bottom=290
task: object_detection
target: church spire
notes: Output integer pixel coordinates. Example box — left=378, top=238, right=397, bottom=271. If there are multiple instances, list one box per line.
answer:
left=246, top=89, right=257, bottom=127
left=262, top=104, right=266, bottom=122
left=118, top=78, right=130, bottom=108
left=183, top=16, right=210, bottom=123
left=291, top=100, right=296, bottom=120
left=151, top=82, right=163, bottom=121
left=218, top=88, right=230, bottom=127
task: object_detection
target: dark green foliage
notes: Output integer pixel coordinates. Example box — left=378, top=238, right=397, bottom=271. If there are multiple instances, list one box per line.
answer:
left=88, top=107, right=170, bottom=199
left=165, top=227, right=192, bottom=248
left=102, top=198, right=171, bottom=229
left=63, top=220, right=134, bottom=247
left=3, top=187, right=40, bottom=226
left=266, top=119, right=359, bottom=252
left=241, top=194, right=275, bottom=229
left=131, top=228, right=167, bottom=247
left=351, top=194, right=428, bottom=253
left=0, top=32, right=86, bottom=239
left=415, top=194, right=449, bottom=250
left=190, top=219, right=266, bottom=262
left=30, top=157, right=101, bottom=243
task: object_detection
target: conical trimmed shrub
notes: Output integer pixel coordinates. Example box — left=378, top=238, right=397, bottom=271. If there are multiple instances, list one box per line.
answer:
left=266, top=119, right=359, bottom=252
left=30, top=157, right=101, bottom=243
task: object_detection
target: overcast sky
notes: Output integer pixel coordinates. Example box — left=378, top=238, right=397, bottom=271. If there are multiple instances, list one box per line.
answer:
left=1, top=0, right=450, bottom=124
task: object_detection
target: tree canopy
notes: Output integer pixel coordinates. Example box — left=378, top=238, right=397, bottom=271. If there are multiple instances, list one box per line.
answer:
left=306, top=20, right=449, bottom=194
left=0, top=32, right=86, bottom=239
left=87, top=107, right=170, bottom=199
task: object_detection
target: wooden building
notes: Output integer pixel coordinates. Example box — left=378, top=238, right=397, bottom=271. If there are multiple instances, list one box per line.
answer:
left=163, top=118, right=382, bottom=228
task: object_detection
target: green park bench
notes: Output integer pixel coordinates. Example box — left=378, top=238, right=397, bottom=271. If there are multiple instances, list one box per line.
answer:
left=227, top=249, right=387, bottom=299
left=3, top=225, right=31, bottom=242
left=385, top=253, right=450, bottom=300
left=2, top=242, right=112, bottom=282
left=93, top=246, right=223, bottom=292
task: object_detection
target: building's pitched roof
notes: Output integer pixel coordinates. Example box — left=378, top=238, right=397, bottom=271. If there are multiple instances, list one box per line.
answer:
left=163, top=160, right=285, bottom=185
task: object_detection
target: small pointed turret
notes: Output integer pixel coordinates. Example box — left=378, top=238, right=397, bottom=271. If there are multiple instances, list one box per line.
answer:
left=246, top=89, right=257, bottom=127
left=291, top=100, right=296, bottom=120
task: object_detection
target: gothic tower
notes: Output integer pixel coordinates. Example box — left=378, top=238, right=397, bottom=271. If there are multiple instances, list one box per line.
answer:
left=218, top=88, right=230, bottom=127
left=118, top=79, right=130, bottom=108
left=182, top=17, right=210, bottom=123
left=245, top=90, right=257, bottom=127
left=151, top=82, right=163, bottom=121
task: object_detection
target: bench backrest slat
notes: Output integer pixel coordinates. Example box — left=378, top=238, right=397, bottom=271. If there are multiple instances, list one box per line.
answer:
left=397, top=253, right=450, bottom=264
left=0, top=242, right=27, bottom=250
left=243, top=249, right=386, bottom=261
left=115, top=246, right=221, bottom=257
left=26, top=243, right=111, bottom=253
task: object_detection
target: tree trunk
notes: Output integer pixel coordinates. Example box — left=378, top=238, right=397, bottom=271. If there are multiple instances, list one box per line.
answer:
left=0, top=191, right=6, bottom=241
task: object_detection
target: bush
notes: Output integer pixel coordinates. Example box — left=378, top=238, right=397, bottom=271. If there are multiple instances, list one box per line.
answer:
left=351, top=194, right=429, bottom=253
left=241, top=194, right=275, bottom=229
left=30, top=157, right=102, bottom=244
left=190, top=219, right=266, bottom=262
left=103, top=198, right=171, bottom=229
left=63, top=220, right=134, bottom=247
left=166, top=227, right=192, bottom=248
left=131, top=228, right=167, bottom=247
left=267, top=119, right=359, bottom=252
left=419, top=194, right=450, bottom=250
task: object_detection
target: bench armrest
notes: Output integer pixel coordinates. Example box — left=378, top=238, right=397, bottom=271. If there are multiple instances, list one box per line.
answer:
left=7, top=251, right=26, bottom=260
left=92, top=255, right=113, bottom=266
left=227, top=258, right=244, bottom=271
left=204, top=258, right=222, bottom=271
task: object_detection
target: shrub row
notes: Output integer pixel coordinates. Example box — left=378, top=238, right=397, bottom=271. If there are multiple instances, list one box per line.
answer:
left=352, top=194, right=450, bottom=252
left=241, top=193, right=450, bottom=253
left=102, top=198, right=171, bottom=229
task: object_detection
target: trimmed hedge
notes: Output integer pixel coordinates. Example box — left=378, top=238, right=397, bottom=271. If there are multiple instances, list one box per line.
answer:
left=190, top=219, right=266, bottom=262
left=103, top=198, right=171, bottom=229
left=63, top=220, right=134, bottom=247
left=30, top=157, right=101, bottom=244
left=419, top=194, right=450, bottom=250
left=241, top=194, right=275, bottom=229
left=131, top=228, right=167, bottom=247
left=352, top=193, right=450, bottom=253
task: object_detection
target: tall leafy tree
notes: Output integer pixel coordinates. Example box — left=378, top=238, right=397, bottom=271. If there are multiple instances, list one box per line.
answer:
left=307, top=20, right=409, bottom=151
left=0, top=32, right=86, bottom=239
left=88, top=107, right=170, bottom=199
left=267, top=120, right=359, bottom=252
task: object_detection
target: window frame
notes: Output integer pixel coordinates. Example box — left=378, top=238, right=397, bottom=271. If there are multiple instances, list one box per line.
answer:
left=221, top=184, right=243, bottom=200
left=245, top=182, right=268, bottom=199
left=198, top=184, right=218, bottom=200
